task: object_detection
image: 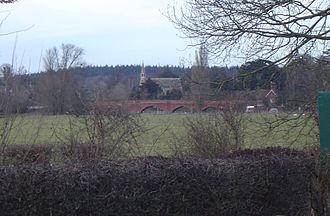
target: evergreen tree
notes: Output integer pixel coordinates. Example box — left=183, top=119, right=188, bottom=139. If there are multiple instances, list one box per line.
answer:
left=191, top=46, right=210, bottom=108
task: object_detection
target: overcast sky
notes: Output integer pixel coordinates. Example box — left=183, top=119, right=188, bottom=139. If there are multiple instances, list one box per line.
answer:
left=0, top=0, right=195, bottom=73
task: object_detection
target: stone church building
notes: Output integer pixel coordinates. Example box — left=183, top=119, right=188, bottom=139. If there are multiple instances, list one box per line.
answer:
left=139, top=62, right=182, bottom=96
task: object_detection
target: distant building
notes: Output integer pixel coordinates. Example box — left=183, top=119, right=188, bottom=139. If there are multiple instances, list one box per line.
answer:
left=244, top=82, right=278, bottom=113
left=152, top=78, right=182, bottom=95
left=139, top=62, right=182, bottom=96
left=265, top=82, right=277, bottom=108
left=139, top=61, right=146, bottom=86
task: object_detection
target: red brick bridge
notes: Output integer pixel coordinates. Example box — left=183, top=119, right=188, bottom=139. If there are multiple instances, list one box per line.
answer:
left=97, top=100, right=229, bottom=113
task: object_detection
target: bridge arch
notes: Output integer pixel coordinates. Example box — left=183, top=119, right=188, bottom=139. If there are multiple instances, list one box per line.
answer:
left=140, top=106, right=164, bottom=114
left=202, top=106, right=219, bottom=113
left=171, top=106, right=192, bottom=113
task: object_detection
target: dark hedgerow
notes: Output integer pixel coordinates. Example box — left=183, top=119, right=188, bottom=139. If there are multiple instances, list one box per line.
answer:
left=1, top=144, right=53, bottom=164
left=0, top=148, right=312, bottom=216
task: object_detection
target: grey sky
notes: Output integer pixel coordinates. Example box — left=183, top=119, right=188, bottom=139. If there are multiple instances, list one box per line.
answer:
left=0, top=0, right=194, bottom=73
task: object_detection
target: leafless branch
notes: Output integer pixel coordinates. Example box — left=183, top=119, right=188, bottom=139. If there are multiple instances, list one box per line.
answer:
left=168, top=0, right=330, bottom=64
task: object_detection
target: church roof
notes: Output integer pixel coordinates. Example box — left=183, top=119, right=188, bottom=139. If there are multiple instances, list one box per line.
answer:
left=265, top=89, right=277, bottom=98
left=151, top=78, right=182, bottom=90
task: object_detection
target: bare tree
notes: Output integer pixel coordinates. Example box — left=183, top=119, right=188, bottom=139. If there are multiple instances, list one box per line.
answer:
left=38, top=43, right=86, bottom=114
left=0, top=64, right=30, bottom=114
left=169, top=0, right=330, bottom=65
left=283, top=53, right=330, bottom=124
left=107, top=82, right=131, bottom=101
left=43, top=43, right=85, bottom=72
left=0, top=64, right=31, bottom=159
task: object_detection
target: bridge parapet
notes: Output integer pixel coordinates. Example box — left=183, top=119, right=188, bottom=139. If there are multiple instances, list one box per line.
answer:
left=91, top=100, right=228, bottom=113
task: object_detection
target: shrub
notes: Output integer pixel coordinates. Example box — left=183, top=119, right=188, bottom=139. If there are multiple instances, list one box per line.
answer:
left=0, top=148, right=313, bottom=216
left=172, top=109, right=244, bottom=158
left=55, top=103, right=145, bottom=161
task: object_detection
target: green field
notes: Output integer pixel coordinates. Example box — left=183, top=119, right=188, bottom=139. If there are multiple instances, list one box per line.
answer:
left=0, top=113, right=319, bottom=157
left=139, top=113, right=318, bottom=156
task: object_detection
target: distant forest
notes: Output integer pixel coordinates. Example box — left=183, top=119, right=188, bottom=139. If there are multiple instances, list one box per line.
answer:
left=64, top=64, right=241, bottom=93
left=68, top=64, right=238, bottom=81
left=5, top=54, right=326, bottom=114
left=28, top=60, right=284, bottom=94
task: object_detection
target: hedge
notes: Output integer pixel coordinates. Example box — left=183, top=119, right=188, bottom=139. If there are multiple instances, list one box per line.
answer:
left=0, top=148, right=312, bottom=216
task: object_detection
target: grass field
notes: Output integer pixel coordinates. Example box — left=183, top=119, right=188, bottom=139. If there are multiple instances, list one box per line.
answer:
left=140, top=113, right=318, bottom=156
left=0, top=113, right=319, bottom=157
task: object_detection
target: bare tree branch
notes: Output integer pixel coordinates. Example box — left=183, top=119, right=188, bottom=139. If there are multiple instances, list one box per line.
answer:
left=0, top=0, right=17, bottom=3
left=168, top=0, right=330, bottom=64
left=43, top=43, right=85, bottom=72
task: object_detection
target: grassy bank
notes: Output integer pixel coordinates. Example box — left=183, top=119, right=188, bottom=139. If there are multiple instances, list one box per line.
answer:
left=0, top=113, right=319, bottom=157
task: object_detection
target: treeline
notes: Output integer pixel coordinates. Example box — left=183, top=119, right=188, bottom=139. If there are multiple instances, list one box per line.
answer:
left=1, top=53, right=330, bottom=114
left=22, top=64, right=241, bottom=114
left=58, top=62, right=286, bottom=93
left=71, top=65, right=192, bottom=78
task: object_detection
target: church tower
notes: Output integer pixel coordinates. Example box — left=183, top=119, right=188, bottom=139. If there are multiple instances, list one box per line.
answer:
left=139, top=61, right=146, bottom=86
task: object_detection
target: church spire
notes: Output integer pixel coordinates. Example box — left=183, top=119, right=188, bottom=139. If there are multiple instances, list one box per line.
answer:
left=139, top=61, right=146, bottom=86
